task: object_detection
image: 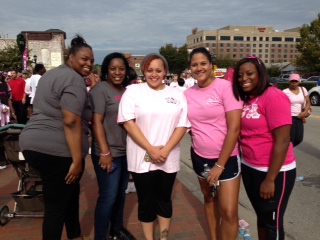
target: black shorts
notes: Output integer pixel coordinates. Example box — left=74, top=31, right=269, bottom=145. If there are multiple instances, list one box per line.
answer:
left=190, top=147, right=240, bottom=181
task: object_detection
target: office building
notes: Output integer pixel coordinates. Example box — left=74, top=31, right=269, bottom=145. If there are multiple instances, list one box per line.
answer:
left=186, top=25, right=301, bottom=64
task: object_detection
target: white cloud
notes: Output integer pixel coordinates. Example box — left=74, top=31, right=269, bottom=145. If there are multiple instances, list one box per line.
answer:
left=0, top=0, right=319, bottom=64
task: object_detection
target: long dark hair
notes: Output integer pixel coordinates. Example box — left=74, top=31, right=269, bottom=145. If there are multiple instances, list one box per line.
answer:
left=232, top=56, right=270, bottom=102
left=100, top=52, right=130, bottom=87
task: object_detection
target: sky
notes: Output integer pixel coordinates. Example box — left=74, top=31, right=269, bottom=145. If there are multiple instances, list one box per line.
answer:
left=1, top=0, right=319, bottom=64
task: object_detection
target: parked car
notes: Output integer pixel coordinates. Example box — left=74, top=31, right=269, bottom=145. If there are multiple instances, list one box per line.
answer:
left=308, top=86, right=320, bottom=106
left=279, top=74, right=291, bottom=80
left=268, top=77, right=288, bottom=88
left=306, top=76, right=319, bottom=82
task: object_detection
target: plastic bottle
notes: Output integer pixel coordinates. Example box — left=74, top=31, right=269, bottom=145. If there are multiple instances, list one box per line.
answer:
left=295, top=176, right=304, bottom=181
left=238, top=226, right=246, bottom=240
left=243, top=229, right=252, bottom=240
left=201, top=164, right=210, bottom=178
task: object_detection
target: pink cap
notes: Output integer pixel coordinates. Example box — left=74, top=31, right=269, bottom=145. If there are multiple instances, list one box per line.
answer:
left=289, top=74, right=301, bottom=82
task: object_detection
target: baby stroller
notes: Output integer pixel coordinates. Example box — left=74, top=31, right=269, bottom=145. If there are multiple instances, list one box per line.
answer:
left=0, top=124, right=43, bottom=226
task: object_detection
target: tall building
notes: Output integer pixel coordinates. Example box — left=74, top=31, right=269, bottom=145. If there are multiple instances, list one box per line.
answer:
left=186, top=25, right=301, bottom=64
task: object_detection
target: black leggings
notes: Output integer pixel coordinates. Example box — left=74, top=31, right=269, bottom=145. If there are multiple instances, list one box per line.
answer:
left=290, top=116, right=304, bottom=147
left=241, top=164, right=296, bottom=240
left=23, top=150, right=84, bottom=240
left=131, top=170, right=177, bottom=222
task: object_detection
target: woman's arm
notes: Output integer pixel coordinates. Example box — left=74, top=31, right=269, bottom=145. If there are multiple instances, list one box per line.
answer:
left=123, top=120, right=164, bottom=162
left=159, top=127, right=188, bottom=162
left=92, top=113, right=113, bottom=172
left=260, top=125, right=291, bottom=199
left=62, top=108, right=83, bottom=184
left=207, top=109, right=242, bottom=184
left=299, top=89, right=311, bottom=118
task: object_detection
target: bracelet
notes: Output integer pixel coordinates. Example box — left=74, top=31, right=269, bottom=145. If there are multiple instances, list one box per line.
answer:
left=215, top=163, right=225, bottom=171
left=100, top=151, right=111, bottom=156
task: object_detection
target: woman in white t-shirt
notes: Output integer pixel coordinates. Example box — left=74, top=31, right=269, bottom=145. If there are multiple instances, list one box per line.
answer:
left=118, top=53, right=190, bottom=240
left=283, top=74, right=311, bottom=147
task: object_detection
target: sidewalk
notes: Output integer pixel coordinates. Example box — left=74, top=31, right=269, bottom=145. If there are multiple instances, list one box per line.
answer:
left=0, top=156, right=211, bottom=240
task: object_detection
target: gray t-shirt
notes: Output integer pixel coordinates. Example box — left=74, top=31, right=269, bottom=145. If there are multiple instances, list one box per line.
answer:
left=89, top=82, right=126, bottom=157
left=19, top=64, right=92, bottom=158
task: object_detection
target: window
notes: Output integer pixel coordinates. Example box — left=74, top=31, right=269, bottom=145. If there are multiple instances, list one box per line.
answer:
left=227, top=43, right=231, bottom=47
left=266, top=44, right=269, bottom=47
left=234, top=36, right=244, bottom=41
left=258, top=54, right=262, bottom=58
left=265, top=59, right=268, bottom=63
left=272, top=49, right=275, bottom=53
left=265, top=49, right=269, bottom=53
left=259, top=44, right=263, bottom=47
left=220, top=43, right=224, bottom=47
left=259, top=37, right=263, bottom=41
left=253, top=49, right=256, bottom=53
left=240, top=43, right=244, bottom=47
left=266, top=37, right=269, bottom=41
left=278, top=49, right=282, bottom=53
left=239, top=54, right=243, bottom=58
left=285, top=38, right=294, bottom=42
left=296, top=38, right=301, bottom=42
left=233, top=43, right=237, bottom=47
left=259, top=49, right=262, bottom=53
left=220, top=36, right=231, bottom=40
left=278, top=44, right=281, bottom=47
left=253, top=44, right=256, bottom=47
left=246, top=44, right=250, bottom=47
left=212, top=43, right=216, bottom=47
left=265, top=54, right=268, bottom=58
left=206, top=43, right=209, bottom=47
left=247, top=37, right=251, bottom=41
left=253, top=37, right=257, bottom=41
left=284, top=55, right=287, bottom=58
left=200, top=36, right=202, bottom=41
left=206, top=36, right=216, bottom=41
left=246, top=49, right=250, bottom=53
left=272, top=37, right=282, bottom=41
left=227, top=49, right=230, bottom=52
left=271, top=44, right=275, bottom=47
left=240, top=49, right=243, bottom=52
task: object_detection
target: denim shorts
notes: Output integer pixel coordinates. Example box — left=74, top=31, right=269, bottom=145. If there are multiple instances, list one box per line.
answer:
left=190, top=147, right=240, bottom=181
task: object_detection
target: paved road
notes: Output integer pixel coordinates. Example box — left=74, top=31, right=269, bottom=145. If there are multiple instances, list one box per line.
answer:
left=176, top=106, right=320, bottom=240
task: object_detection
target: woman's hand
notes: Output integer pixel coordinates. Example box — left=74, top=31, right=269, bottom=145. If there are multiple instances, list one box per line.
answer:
left=65, top=161, right=83, bottom=184
left=207, top=165, right=223, bottom=186
left=259, top=178, right=275, bottom=199
left=147, top=145, right=165, bottom=163
left=99, top=155, right=113, bottom=173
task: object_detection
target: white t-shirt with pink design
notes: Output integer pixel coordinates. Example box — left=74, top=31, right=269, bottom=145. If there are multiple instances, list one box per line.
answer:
left=184, top=78, right=243, bottom=158
left=282, top=87, right=308, bottom=116
left=241, top=87, right=296, bottom=171
left=118, top=83, right=190, bottom=173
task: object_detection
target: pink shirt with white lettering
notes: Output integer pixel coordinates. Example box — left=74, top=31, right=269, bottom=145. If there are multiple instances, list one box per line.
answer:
left=184, top=78, right=243, bottom=158
left=241, top=87, right=296, bottom=171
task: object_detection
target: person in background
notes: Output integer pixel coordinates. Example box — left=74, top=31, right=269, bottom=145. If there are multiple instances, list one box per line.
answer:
left=89, top=52, right=136, bottom=240
left=183, top=70, right=195, bottom=88
left=317, top=75, right=320, bottom=86
left=184, top=47, right=242, bottom=240
left=118, top=53, right=190, bottom=240
left=29, top=63, right=46, bottom=113
left=22, top=70, right=32, bottom=120
left=169, top=74, right=179, bottom=88
left=19, top=35, right=94, bottom=240
left=177, top=78, right=187, bottom=91
left=232, top=56, right=296, bottom=240
left=283, top=74, right=311, bottom=147
left=7, top=69, right=27, bottom=124
left=0, top=71, right=15, bottom=126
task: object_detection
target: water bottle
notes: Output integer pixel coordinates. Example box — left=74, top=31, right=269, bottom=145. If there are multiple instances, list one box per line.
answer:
left=243, top=229, right=252, bottom=240
left=238, top=226, right=246, bottom=240
left=201, top=163, right=210, bottom=178
left=295, top=176, right=304, bottom=181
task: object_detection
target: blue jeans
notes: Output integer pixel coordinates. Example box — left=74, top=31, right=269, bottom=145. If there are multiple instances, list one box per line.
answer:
left=92, top=154, right=129, bottom=240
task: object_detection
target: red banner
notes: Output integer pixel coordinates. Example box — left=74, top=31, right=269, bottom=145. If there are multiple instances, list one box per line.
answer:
left=23, top=48, right=28, bottom=70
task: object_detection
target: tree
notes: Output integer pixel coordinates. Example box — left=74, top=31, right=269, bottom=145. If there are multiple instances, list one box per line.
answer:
left=159, top=44, right=189, bottom=76
left=295, top=13, right=320, bottom=72
left=0, top=43, right=23, bottom=70
left=267, top=65, right=281, bottom=77
left=215, top=55, right=239, bottom=68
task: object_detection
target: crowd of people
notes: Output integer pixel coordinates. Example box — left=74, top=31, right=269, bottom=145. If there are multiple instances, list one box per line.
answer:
left=0, top=37, right=305, bottom=239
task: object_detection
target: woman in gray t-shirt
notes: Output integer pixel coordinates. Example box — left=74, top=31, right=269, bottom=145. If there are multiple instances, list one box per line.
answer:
left=89, top=52, right=135, bottom=240
left=19, top=35, right=93, bottom=240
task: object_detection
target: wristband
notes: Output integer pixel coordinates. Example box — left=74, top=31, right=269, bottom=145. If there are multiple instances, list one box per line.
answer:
left=215, top=163, right=225, bottom=171
left=100, top=151, right=111, bottom=157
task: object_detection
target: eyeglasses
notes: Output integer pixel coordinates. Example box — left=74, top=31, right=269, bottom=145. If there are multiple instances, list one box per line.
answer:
left=247, top=56, right=262, bottom=65
left=290, top=80, right=299, bottom=83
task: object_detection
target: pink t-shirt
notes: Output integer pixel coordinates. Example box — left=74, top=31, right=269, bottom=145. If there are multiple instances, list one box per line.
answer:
left=118, top=83, right=190, bottom=173
left=184, top=78, right=243, bottom=158
left=283, top=87, right=308, bottom=116
left=241, top=87, right=296, bottom=170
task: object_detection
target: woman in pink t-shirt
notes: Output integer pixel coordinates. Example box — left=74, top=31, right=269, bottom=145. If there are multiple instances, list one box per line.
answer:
left=184, top=47, right=243, bottom=240
left=232, top=56, right=296, bottom=240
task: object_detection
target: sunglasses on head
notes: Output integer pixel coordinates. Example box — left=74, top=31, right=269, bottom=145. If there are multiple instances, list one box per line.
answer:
left=247, top=56, right=262, bottom=65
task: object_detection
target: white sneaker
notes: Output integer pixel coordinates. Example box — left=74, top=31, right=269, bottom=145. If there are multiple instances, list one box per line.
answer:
left=0, top=165, right=7, bottom=170
left=125, top=182, right=136, bottom=194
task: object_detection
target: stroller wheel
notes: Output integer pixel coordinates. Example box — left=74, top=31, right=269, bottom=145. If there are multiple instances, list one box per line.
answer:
left=0, top=205, right=9, bottom=226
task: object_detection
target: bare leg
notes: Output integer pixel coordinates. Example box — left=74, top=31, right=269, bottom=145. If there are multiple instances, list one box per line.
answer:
left=158, top=215, right=171, bottom=239
left=218, top=175, right=241, bottom=240
left=141, top=221, right=154, bottom=240
left=198, top=177, right=220, bottom=240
